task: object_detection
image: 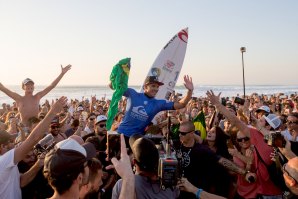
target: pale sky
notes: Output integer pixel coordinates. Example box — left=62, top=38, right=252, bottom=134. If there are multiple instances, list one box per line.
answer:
left=0, top=1, right=297, bottom=86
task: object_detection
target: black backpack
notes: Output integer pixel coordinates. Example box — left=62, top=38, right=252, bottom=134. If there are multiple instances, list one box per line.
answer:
left=254, top=146, right=287, bottom=191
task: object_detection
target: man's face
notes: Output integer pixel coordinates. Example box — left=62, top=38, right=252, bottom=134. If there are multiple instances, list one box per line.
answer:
left=95, top=121, right=107, bottom=136
left=144, top=83, right=160, bottom=98
left=287, top=116, right=298, bottom=133
left=179, top=125, right=194, bottom=146
left=50, top=125, right=60, bottom=136
left=73, top=111, right=81, bottom=120
left=23, top=83, right=34, bottom=94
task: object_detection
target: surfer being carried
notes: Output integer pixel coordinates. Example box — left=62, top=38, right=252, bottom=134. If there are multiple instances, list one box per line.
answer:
left=117, top=75, right=193, bottom=138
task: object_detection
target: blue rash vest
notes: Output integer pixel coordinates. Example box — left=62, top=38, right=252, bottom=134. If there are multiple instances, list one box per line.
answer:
left=117, top=88, right=174, bottom=137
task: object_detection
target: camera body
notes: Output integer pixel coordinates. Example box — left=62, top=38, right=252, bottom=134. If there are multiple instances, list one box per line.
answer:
left=145, top=134, right=181, bottom=190
left=34, top=134, right=55, bottom=156
left=264, top=131, right=286, bottom=148
left=234, top=97, right=245, bottom=105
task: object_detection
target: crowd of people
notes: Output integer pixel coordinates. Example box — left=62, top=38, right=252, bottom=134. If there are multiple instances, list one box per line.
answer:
left=1, top=65, right=298, bottom=199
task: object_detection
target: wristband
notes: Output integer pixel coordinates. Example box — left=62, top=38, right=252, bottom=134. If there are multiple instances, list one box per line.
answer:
left=196, top=188, right=203, bottom=199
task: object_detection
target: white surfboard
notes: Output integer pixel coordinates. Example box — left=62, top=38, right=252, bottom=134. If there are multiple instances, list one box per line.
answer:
left=140, top=28, right=189, bottom=100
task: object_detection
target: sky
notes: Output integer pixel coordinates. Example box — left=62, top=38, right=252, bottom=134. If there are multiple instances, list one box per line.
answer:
left=0, top=1, right=297, bottom=87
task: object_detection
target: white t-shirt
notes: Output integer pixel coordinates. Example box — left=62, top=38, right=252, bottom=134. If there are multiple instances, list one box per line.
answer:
left=0, top=149, right=21, bottom=199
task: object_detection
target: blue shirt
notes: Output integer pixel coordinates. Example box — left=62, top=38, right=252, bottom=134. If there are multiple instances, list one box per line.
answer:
left=118, top=88, right=174, bottom=137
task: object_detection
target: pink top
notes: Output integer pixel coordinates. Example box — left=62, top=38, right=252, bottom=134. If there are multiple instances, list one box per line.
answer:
left=234, top=128, right=282, bottom=198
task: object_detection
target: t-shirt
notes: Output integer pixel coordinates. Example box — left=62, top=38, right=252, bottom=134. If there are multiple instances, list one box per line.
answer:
left=177, top=143, right=231, bottom=199
left=118, top=88, right=174, bottom=137
left=0, top=149, right=22, bottom=199
left=112, top=174, right=180, bottom=199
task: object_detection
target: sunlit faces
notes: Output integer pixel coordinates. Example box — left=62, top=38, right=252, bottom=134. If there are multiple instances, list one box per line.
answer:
left=206, top=127, right=216, bottom=141
left=144, top=83, right=160, bottom=98
left=236, top=131, right=251, bottom=149
left=287, top=115, right=298, bottom=132
left=190, top=108, right=199, bottom=119
left=23, top=82, right=34, bottom=94
left=95, top=121, right=107, bottom=135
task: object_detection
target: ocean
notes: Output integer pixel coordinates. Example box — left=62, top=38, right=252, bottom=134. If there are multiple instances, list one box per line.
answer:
left=0, top=85, right=297, bottom=105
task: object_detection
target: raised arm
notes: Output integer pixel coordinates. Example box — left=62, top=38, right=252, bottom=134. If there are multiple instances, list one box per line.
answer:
left=206, top=90, right=250, bottom=137
left=36, top=65, right=71, bottom=99
left=0, top=82, right=22, bottom=101
left=174, top=75, right=194, bottom=110
left=14, top=96, right=67, bottom=164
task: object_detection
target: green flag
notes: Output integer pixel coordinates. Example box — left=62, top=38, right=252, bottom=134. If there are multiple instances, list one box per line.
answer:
left=193, top=111, right=207, bottom=140
left=106, top=58, right=131, bottom=130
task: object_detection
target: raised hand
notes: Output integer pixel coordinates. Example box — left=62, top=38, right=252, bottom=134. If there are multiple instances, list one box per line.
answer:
left=61, top=64, right=72, bottom=74
left=50, top=96, right=68, bottom=115
left=183, top=75, right=194, bottom=91
left=206, top=90, right=221, bottom=106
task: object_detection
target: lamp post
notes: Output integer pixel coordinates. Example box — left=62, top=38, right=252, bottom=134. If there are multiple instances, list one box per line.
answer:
left=240, top=47, right=246, bottom=98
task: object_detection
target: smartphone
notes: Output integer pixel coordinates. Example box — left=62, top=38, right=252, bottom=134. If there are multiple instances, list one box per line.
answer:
left=234, top=97, right=245, bottom=105
left=107, top=131, right=121, bottom=160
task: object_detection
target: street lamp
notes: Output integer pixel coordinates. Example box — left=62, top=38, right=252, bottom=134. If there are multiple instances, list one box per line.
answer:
left=240, top=47, right=246, bottom=98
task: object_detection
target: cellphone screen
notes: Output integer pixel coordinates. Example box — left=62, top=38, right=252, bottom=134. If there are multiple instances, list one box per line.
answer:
left=107, top=131, right=121, bottom=160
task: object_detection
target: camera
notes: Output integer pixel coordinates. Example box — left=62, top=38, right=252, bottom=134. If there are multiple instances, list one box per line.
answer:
left=145, top=134, right=181, bottom=190
left=34, top=134, right=55, bottom=156
left=221, top=97, right=227, bottom=106
left=107, top=131, right=121, bottom=160
left=234, top=97, right=245, bottom=105
left=264, top=131, right=286, bottom=148
left=245, top=172, right=257, bottom=183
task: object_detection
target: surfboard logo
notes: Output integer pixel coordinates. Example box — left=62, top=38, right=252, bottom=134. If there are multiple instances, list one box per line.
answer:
left=162, top=60, right=175, bottom=72
left=178, top=30, right=188, bottom=43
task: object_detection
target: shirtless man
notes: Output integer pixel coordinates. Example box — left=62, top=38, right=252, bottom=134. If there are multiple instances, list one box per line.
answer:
left=0, top=65, right=71, bottom=127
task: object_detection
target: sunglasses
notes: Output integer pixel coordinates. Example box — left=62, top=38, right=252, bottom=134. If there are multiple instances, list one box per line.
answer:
left=178, top=130, right=193, bottom=136
left=286, top=120, right=298, bottom=125
left=97, top=124, right=106, bottom=128
left=237, top=137, right=250, bottom=142
left=51, top=126, right=60, bottom=129
left=89, top=118, right=96, bottom=121
left=283, top=164, right=298, bottom=184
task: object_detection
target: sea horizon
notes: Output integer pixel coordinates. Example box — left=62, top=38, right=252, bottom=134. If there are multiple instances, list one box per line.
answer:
left=1, top=84, right=297, bottom=105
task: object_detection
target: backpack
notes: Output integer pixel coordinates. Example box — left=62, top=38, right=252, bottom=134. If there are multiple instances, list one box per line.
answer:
left=254, top=146, right=287, bottom=191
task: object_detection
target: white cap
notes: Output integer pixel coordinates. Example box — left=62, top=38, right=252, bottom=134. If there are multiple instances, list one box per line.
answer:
left=76, top=106, right=84, bottom=111
left=96, top=115, right=107, bottom=124
left=256, top=105, right=270, bottom=113
left=22, top=78, right=34, bottom=85
left=263, top=114, right=281, bottom=130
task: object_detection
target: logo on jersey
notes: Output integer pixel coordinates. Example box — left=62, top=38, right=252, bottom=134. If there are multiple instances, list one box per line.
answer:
left=131, top=106, right=148, bottom=121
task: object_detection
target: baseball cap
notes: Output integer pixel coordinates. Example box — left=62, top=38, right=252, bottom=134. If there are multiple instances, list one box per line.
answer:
left=44, top=138, right=96, bottom=178
left=76, top=106, right=84, bottom=111
left=144, top=76, right=164, bottom=86
left=256, top=105, right=270, bottom=113
left=22, top=78, right=34, bottom=85
left=0, top=130, right=17, bottom=144
left=96, top=115, right=107, bottom=124
left=50, top=117, right=60, bottom=127
left=263, top=114, right=281, bottom=130
left=130, top=137, right=159, bottom=172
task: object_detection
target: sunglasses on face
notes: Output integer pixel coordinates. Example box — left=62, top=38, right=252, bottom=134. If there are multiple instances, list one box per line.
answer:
left=51, top=126, right=60, bottom=129
left=237, top=137, right=250, bottom=142
left=89, top=117, right=96, bottom=121
left=178, top=130, right=193, bottom=136
left=97, top=124, right=106, bottom=128
left=286, top=120, right=298, bottom=125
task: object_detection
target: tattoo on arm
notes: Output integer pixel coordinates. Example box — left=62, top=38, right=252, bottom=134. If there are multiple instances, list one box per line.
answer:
left=218, top=157, right=246, bottom=175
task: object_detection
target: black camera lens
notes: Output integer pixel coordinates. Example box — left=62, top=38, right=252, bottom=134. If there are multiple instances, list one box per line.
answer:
left=248, top=176, right=256, bottom=183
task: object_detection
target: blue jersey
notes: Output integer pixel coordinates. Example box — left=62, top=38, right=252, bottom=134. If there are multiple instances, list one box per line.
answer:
left=118, top=88, right=174, bottom=137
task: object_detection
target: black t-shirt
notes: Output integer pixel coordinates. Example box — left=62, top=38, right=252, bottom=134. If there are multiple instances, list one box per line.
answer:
left=177, top=143, right=232, bottom=198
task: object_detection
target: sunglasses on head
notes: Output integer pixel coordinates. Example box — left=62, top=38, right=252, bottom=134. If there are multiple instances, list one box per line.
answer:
left=178, top=130, right=193, bottom=136
left=237, top=137, right=250, bottom=142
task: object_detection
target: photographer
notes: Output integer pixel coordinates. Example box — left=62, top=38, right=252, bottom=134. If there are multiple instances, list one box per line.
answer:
left=206, top=90, right=283, bottom=198
left=112, top=136, right=180, bottom=199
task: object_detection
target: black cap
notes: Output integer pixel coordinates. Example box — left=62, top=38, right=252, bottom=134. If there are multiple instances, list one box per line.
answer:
left=144, top=76, right=164, bottom=86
